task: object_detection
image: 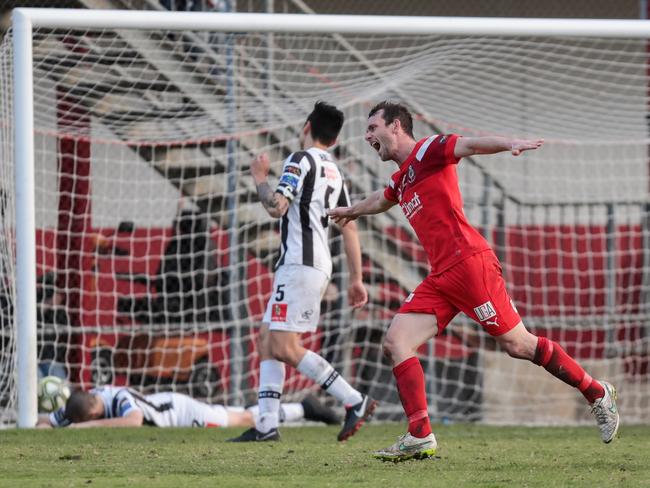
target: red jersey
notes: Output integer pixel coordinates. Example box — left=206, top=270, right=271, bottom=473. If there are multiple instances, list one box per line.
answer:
left=384, top=134, right=491, bottom=275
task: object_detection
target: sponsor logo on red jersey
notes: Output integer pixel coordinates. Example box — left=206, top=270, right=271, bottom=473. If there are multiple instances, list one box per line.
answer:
left=401, top=192, right=422, bottom=219
left=474, top=301, right=497, bottom=321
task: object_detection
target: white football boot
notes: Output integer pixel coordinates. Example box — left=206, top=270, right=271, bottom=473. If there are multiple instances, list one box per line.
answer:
left=590, top=381, right=619, bottom=443
left=373, top=432, right=437, bottom=462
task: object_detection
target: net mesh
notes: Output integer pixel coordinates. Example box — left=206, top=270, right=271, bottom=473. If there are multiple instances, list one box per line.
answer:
left=1, top=20, right=649, bottom=425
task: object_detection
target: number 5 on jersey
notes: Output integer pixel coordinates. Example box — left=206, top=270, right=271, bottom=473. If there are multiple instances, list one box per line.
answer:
left=274, top=284, right=286, bottom=301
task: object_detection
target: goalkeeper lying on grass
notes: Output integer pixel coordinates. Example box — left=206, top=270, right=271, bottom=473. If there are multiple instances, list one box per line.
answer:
left=36, top=385, right=339, bottom=429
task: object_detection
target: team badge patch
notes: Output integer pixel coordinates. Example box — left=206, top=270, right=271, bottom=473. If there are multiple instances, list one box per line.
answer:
left=408, top=165, right=416, bottom=183
left=279, top=173, right=300, bottom=189
left=271, top=303, right=288, bottom=322
left=474, top=301, right=497, bottom=321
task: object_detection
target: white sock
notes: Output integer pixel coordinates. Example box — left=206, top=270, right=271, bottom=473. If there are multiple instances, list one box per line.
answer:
left=296, top=350, right=363, bottom=406
left=256, top=359, right=286, bottom=433
left=279, top=403, right=305, bottom=424
left=248, top=403, right=304, bottom=424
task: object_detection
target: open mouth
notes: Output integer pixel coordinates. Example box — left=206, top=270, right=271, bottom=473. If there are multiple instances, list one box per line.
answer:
left=371, top=141, right=381, bottom=152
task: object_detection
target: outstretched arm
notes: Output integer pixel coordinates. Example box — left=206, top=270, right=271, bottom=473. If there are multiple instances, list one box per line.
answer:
left=251, top=153, right=290, bottom=219
left=328, top=190, right=396, bottom=227
left=454, top=137, right=544, bottom=158
left=68, top=410, right=144, bottom=428
left=338, top=221, right=368, bottom=309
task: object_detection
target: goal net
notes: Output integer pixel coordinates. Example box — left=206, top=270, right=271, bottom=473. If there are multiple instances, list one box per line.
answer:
left=1, top=10, right=649, bottom=426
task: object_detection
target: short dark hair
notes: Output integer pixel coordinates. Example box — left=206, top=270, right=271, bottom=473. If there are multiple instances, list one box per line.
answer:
left=65, top=390, right=95, bottom=423
left=368, top=101, right=415, bottom=139
left=306, top=101, right=344, bottom=146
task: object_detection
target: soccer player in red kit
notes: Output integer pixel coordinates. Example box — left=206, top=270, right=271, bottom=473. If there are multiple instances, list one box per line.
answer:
left=329, top=101, right=619, bottom=462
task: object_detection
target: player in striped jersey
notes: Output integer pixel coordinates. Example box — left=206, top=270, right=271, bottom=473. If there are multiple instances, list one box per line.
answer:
left=36, top=386, right=339, bottom=429
left=229, top=102, right=377, bottom=443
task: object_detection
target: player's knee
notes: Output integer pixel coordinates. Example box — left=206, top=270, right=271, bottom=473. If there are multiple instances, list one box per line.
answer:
left=269, top=340, right=302, bottom=366
left=382, top=340, right=395, bottom=361
left=382, top=333, right=404, bottom=361
left=502, top=340, right=531, bottom=360
left=269, top=344, right=292, bottom=363
left=496, top=322, right=537, bottom=360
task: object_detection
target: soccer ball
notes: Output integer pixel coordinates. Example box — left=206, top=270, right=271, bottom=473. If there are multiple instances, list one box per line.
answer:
left=38, top=376, right=71, bottom=413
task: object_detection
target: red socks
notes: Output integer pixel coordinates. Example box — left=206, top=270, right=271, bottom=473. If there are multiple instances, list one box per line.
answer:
left=533, top=336, right=605, bottom=403
left=393, top=338, right=603, bottom=437
left=393, top=357, right=431, bottom=438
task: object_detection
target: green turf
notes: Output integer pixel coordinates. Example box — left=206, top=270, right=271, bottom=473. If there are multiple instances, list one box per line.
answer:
left=1, top=424, right=648, bottom=488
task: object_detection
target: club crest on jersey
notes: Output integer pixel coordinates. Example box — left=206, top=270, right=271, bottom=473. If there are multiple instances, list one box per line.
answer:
left=401, top=192, right=422, bottom=219
left=474, top=301, right=497, bottom=321
left=271, top=303, right=288, bottom=322
left=407, top=165, right=416, bottom=183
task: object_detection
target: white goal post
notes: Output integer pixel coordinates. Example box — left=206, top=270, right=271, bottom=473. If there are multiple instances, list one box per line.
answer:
left=4, top=8, right=650, bottom=428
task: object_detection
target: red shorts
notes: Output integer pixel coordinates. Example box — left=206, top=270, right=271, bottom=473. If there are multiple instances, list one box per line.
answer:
left=398, top=250, right=521, bottom=337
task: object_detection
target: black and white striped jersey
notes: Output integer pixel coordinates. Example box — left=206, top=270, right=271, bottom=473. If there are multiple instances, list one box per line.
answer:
left=49, top=386, right=137, bottom=427
left=49, top=386, right=208, bottom=428
left=275, top=147, right=350, bottom=278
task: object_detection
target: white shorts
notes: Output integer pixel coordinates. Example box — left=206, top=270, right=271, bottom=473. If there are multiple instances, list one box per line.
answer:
left=179, top=397, right=234, bottom=427
left=262, top=264, right=329, bottom=333
left=141, top=393, right=229, bottom=427
left=191, top=404, right=230, bottom=428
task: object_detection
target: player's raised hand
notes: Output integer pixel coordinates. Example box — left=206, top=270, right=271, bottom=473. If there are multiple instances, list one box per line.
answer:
left=328, top=207, right=358, bottom=228
left=348, top=280, right=368, bottom=309
left=250, top=153, right=271, bottom=181
left=511, top=139, right=544, bottom=156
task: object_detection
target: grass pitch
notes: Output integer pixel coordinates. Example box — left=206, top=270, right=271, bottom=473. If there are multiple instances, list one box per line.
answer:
left=1, top=423, right=648, bottom=487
